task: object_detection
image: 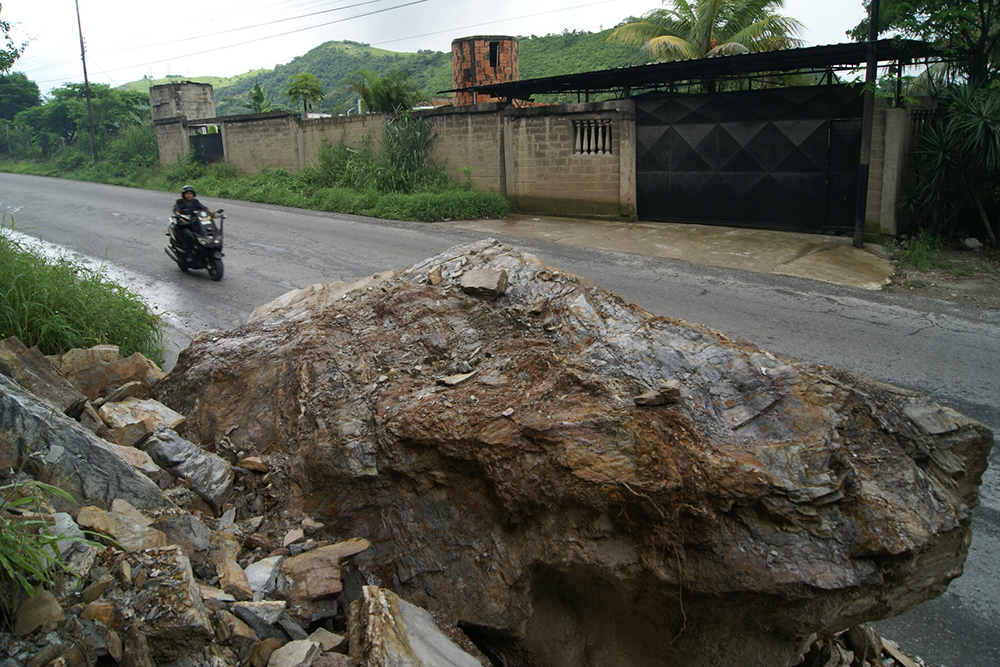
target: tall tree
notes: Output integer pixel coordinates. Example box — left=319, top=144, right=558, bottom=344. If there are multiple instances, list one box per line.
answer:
left=13, top=83, right=148, bottom=148
left=850, top=0, right=1000, bottom=86
left=1, top=3, right=25, bottom=73
left=607, top=0, right=804, bottom=61
left=0, top=72, right=39, bottom=120
left=345, top=69, right=426, bottom=114
left=286, top=72, right=325, bottom=118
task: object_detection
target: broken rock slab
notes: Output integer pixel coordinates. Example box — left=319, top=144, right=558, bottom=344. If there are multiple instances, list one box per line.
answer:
left=0, top=337, right=87, bottom=418
left=143, top=426, right=234, bottom=513
left=156, top=239, right=993, bottom=667
left=0, top=373, right=172, bottom=512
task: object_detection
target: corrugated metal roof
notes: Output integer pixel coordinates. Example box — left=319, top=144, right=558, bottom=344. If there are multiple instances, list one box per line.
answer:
left=443, top=39, right=942, bottom=101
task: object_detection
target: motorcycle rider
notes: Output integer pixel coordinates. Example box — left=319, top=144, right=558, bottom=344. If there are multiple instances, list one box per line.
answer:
left=172, top=185, right=217, bottom=254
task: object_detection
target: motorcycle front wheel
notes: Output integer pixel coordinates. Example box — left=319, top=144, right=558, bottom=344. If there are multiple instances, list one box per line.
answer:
left=207, top=256, right=224, bottom=281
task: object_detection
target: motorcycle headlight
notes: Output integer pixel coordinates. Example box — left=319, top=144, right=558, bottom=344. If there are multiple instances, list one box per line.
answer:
left=198, top=237, right=211, bottom=246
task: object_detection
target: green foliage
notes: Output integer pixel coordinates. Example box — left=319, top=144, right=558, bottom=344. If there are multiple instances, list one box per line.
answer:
left=245, top=83, right=274, bottom=113
left=314, top=113, right=443, bottom=195
left=208, top=31, right=651, bottom=117
left=607, top=0, right=805, bottom=61
left=0, top=218, right=164, bottom=364
left=0, top=477, right=80, bottom=629
left=518, top=29, right=647, bottom=81
left=0, top=72, right=40, bottom=120
left=852, top=0, right=1000, bottom=86
left=345, top=69, right=426, bottom=114
left=0, top=4, right=25, bottom=74
left=902, top=85, right=1000, bottom=244
left=286, top=72, right=326, bottom=118
left=889, top=232, right=949, bottom=271
left=10, top=82, right=150, bottom=159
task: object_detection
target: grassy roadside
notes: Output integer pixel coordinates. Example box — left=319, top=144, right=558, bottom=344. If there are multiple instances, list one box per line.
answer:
left=0, top=144, right=508, bottom=224
left=0, top=218, right=164, bottom=365
left=884, top=233, right=1000, bottom=309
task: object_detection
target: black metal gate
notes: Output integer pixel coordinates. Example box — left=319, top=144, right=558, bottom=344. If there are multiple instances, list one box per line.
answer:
left=191, top=133, right=224, bottom=163
left=636, top=86, right=863, bottom=234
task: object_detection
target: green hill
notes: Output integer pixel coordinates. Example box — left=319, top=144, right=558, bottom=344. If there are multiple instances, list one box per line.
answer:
left=121, top=30, right=647, bottom=115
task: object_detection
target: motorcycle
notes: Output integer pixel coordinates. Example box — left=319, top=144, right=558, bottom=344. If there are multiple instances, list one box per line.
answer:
left=165, top=209, right=225, bottom=281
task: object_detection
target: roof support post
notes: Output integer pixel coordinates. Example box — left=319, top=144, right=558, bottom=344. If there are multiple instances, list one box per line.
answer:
left=854, top=0, right=880, bottom=248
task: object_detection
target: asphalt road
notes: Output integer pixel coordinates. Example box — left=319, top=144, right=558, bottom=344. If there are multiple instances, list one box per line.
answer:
left=2, top=174, right=997, bottom=667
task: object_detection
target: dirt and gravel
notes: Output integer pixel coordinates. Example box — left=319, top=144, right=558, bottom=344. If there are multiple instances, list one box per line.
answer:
left=883, top=245, right=1000, bottom=311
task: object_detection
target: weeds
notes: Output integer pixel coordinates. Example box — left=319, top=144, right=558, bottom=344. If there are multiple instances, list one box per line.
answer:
left=0, top=475, right=80, bottom=629
left=889, top=233, right=952, bottom=272
left=0, top=218, right=164, bottom=365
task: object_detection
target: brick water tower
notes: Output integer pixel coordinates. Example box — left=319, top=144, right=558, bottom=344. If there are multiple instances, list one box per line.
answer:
left=451, top=36, right=518, bottom=106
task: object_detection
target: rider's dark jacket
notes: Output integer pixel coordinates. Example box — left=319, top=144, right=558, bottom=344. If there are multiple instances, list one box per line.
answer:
left=173, top=197, right=209, bottom=218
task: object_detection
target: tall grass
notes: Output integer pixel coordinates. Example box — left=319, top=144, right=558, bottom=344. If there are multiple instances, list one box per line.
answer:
left=0, top=218, right=164, bottom=365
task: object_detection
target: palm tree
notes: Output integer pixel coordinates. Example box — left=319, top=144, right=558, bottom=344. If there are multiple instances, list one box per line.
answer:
left=607, top=0, right=804, bottom=61
left=345, top=69, right=426, bottom=115
left=286, top=72, right=326, bottom=119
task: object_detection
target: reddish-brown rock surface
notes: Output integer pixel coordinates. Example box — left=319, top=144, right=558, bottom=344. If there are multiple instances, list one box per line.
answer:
left=155, top=240, right=993, bottom=667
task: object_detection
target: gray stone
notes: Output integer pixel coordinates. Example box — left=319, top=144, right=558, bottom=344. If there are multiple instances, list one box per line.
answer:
left=150, top=513, right=213, bottom=555
left=0, top=374, right=172, bottom=512
left=121, top=547, right=214, bottom=662
left=962, top=236, right=984, bottom=250
left=245, top=556, right=284, bottom=599
left=231, top=602, right=288, bottom=642
left=0, top=337, right=87, bottom=418
left=267, top=640, right=320, bottom=667
left=143, top=426, right=234, bottom=513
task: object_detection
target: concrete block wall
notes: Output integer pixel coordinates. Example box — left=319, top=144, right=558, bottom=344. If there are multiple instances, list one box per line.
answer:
left=152, top=119, right=190, bottom=166
left=301, top=114, right=388, bottom=169
left=503, top=101, right=636, bottom=219
left=222, top=114, right=300, bottom=173
left=422, top=105, right=505, bottom=193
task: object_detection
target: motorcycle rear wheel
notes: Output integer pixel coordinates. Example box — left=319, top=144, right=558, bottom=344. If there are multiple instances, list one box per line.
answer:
left=208, top=256, right=224, bottom=281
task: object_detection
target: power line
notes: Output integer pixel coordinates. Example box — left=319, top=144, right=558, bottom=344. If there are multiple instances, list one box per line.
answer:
left=372, top=0, right=619, bottom=47
left=31, top=0, right=429, bottom=84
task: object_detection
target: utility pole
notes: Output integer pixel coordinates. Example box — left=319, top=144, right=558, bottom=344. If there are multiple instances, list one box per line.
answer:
left=75, top=0, right=99, bottom=165
left=854, top=0, right=880, bottom=248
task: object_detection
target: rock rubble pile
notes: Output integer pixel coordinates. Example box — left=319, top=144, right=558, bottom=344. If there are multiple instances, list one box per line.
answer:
left=0, top=239, right=992, bottom=667
left=0, top=340, right=484, bottom=667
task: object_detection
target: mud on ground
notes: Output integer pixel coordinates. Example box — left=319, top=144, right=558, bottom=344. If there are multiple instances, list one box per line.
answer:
left=883, top=246, right=1000, bottom=310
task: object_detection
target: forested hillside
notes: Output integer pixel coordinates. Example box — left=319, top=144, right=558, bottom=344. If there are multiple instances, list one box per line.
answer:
left=125, top=29, right=646, bottom=116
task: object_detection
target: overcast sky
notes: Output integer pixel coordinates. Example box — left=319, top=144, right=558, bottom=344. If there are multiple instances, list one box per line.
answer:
left=3, top=1, right=869, bottom=94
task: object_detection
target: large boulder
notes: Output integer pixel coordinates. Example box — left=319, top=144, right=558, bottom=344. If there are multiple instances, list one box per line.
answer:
left=155, top=240, right=993, bottom=667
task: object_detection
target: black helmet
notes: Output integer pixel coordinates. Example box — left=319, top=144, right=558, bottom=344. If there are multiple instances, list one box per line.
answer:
left=181, top=185, right=196, bottom=196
